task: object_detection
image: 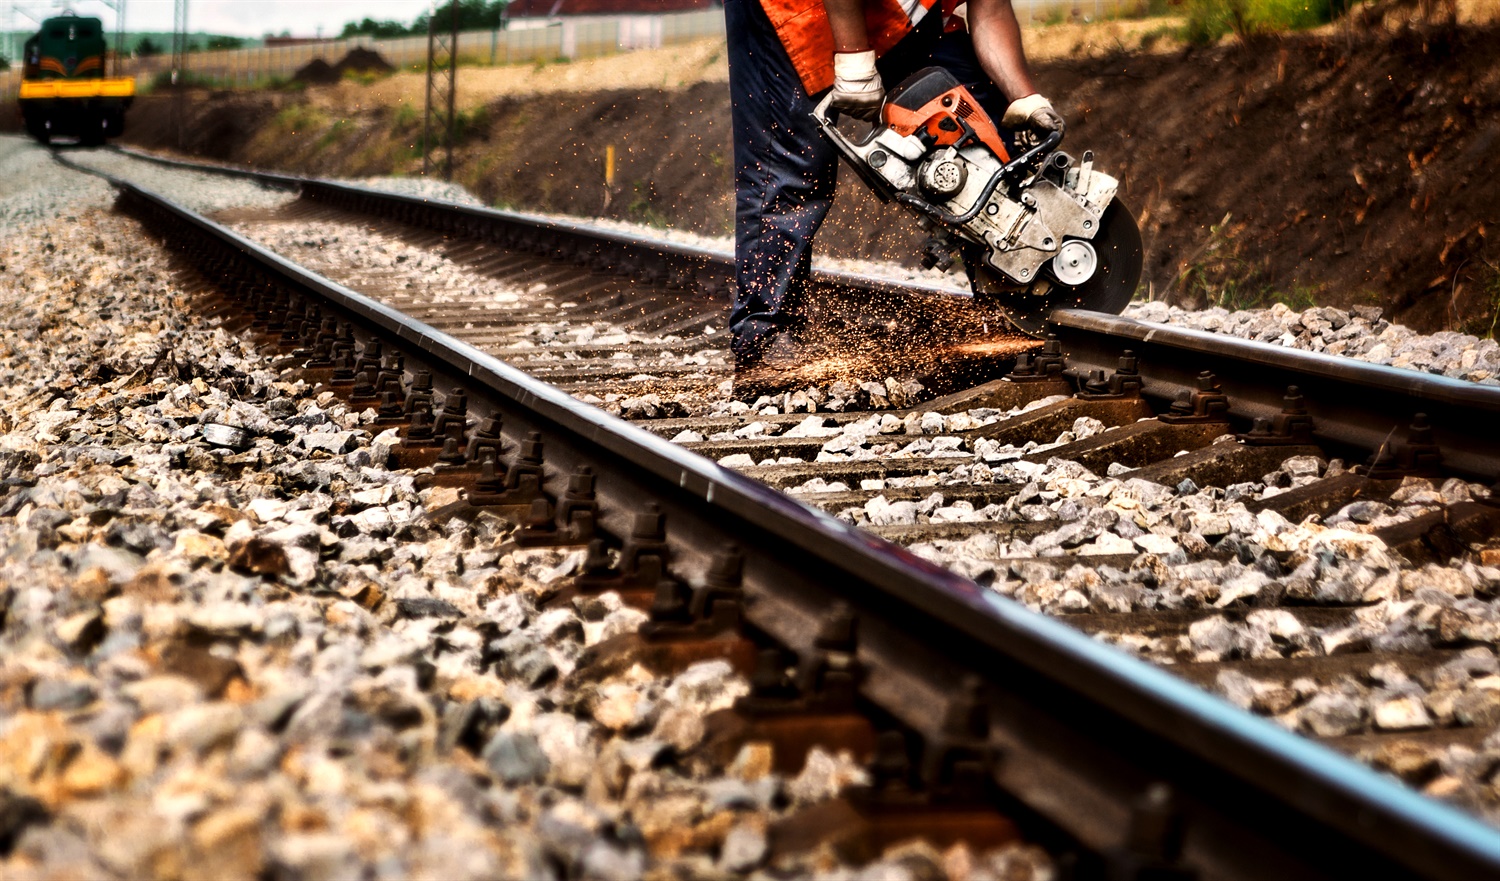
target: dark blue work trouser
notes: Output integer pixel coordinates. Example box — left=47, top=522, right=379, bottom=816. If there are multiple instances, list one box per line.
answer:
left=724, top=0, right=1014, bottom=358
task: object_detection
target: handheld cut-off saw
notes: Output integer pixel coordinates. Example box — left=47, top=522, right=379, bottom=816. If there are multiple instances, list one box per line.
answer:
left=814, top=67, right=1143, bottom=334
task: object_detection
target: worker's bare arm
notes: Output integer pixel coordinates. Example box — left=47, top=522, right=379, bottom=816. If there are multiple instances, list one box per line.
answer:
left=821, top=0, right=885, bottom=118
left=965, top=0, right=1038, bottom=101
left=823, top=0, right=874, bottom=51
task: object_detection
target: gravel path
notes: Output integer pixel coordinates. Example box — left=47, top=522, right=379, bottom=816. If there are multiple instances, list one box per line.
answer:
left=0, top=138, right=1061, bottom=879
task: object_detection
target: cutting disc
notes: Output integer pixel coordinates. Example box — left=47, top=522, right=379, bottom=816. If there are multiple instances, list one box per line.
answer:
left=968, top=200, right=1144, bottom=335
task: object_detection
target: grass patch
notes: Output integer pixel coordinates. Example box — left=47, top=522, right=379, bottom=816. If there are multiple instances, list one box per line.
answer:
left=391, top=102, right=421, bottom=135
left=626, top=181, right=670, bottom=228
left=144, top=70, right=221, bottom=92
left=342, top=68, right=391, bottom=86
left=1176, top=0, right=1345, bottom=43
left=1464, top=259, right=1500, bottom=340
left=453, top=105, right=491, bottom=141
left=1177, top=213, right=1322, bottom=311
left=274, top=104, right=328, bottom=135
left=316, top=118, right=354, bottom=149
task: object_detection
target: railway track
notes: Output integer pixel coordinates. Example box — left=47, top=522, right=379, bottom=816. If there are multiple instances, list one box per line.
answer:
left=41, top=145, right=1500, bottom=878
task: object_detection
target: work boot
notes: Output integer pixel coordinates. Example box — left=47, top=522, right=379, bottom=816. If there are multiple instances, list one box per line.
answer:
left=732, top=329, right=804, bottom=401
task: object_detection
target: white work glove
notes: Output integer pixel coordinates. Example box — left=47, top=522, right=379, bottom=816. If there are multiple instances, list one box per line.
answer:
left=1003, top=93, right=1065, bottom=149
left=830, top=50, right=884, bottom=121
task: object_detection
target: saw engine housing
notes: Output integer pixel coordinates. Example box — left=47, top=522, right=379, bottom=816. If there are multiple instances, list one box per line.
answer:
left=815, top=67, right=1121, bottom=292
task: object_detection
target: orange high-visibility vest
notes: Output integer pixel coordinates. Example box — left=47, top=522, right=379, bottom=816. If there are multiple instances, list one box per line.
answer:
left=760, top=0, right=940, bottom=94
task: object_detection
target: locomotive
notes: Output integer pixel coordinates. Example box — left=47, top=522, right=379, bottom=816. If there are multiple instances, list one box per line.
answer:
left=18, top=13, right=135, bottom=145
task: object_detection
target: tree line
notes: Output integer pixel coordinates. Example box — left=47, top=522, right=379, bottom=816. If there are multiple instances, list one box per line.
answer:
left=340, top=0, right=511, bottom=39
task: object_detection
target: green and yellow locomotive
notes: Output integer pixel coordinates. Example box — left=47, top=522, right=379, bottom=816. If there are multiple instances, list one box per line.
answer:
left=19, top=13, right=134, bottom=145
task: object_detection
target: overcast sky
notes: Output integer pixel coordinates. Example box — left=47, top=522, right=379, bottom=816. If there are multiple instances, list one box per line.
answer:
left=19, top=1, right=438, bottom=38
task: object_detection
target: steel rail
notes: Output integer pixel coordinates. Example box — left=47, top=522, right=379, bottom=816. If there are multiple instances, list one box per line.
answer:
left=62, top=154, right=1500, bottom=880
left=108, top=144, right=980, bottom=307
left=1052, top=309, right=1500, bottom=481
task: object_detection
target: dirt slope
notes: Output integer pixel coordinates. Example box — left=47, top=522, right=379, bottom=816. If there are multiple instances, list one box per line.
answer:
left=114, top=24, right=1500, bottom=334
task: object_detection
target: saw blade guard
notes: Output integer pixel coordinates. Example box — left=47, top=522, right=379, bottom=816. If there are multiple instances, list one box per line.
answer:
left=969, top=199, right=1144, bottom=335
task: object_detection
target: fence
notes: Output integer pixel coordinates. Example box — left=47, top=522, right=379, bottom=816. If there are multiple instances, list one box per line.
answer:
left=2, top=2, right=1140, bottom=99
left=1, top=9, right=724, bottom=96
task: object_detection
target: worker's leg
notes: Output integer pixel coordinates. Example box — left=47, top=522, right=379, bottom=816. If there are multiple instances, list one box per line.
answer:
left=724, top=0, right=838, bottom=364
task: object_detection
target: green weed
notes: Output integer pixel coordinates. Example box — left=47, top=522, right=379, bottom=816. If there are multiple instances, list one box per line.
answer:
left=391, top=103, right=421, bottom=134
left=453, top=105, right=491, bottom=141
left=626, top=181, right=670, bottom=228
left=274, top=104, right=327, bottom=134
left=1466, top=260, right=1500, bottom=340
left=316, top=118, right=353, bottom=149
left=341, top=68, right=390, bottom=86
left=1177, top=0, right=1343, bottom=43
left=1176, top=213, right=1320, bottom=311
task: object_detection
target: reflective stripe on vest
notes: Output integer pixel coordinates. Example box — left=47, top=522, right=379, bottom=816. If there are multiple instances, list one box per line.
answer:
left=758, top=0, right=938, bottom=94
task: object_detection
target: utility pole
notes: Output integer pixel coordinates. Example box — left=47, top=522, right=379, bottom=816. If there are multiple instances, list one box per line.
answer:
left=2, top=4, right=11, bottom=76
left=170, top=0, right=187, bottom=148
left=422, top=0, right=458, bottom=181
left=2, top=5, right=13, bottom=77
left=94, top=0, right=127, bottom=75
left=110, top=0, right=125, bottom=76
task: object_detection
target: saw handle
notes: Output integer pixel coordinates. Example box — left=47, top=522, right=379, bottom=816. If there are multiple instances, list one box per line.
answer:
left=811, top=92, right=885, bottom=144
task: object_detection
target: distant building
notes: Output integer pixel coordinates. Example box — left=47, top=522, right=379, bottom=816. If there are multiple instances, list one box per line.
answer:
left=263, top=36, right=329, bottom=47
left=506, top=0, right=716, bottom=16
left=506, top=0, right=719, bottom=29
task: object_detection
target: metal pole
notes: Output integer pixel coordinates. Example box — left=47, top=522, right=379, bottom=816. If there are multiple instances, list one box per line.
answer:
left=96, top=0, right=127, bottom=76
left=444, top=0, right=457, bottom=181
left=421, top=1, right=458, bottom=181
left=115, top=0, right=126, bottom=77
left=422, top=5, right=434, bottom=176
left=171, top=0, right=187, bottom=149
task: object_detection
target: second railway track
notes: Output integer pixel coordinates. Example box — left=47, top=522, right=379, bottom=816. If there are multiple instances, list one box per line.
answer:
left=34, top=143, right=1500, bottom=878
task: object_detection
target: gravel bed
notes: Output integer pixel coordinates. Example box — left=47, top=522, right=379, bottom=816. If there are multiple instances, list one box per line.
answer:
left=22, top=142, right=1500, bottom=846
left=0, top=137, right=115, bottom=230
left=62, top=149, right=295, bottom=216
left=1127, top=301, right=1500, bottom=385
left=0, top=140, right=1051, bottom=880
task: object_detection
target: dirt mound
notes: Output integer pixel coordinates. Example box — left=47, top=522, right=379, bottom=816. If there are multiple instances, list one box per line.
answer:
left=332, top=48, right=394, bottom=78
left=1048, top=24, right=1500, bottom=332
left=118, top=23, right=1500, bottom=334
left=293, top=58, right=340, bottom=85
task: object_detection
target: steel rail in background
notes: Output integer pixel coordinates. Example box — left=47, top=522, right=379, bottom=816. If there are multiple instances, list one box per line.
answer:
left=107, top=145, right=988, bottom=303
left=58, top=153, right=1500, bottom=881
left=1052, top=310, right=1500, bottom=481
